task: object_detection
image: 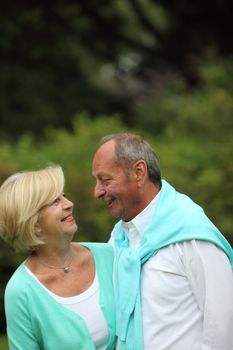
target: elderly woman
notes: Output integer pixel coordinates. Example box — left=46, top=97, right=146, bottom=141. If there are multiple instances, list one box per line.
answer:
left=0, top=166, right=116, bottom=350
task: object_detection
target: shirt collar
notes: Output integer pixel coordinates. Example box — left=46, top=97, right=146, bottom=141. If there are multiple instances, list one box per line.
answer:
left=121, top=191, right=161, bottom=244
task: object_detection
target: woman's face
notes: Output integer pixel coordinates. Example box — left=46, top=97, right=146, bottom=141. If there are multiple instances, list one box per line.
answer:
left=36, top=193, right=78, bottom=241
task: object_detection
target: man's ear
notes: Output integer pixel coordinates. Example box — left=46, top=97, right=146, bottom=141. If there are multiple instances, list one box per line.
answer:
left=132, top=160, right=147, bottom=183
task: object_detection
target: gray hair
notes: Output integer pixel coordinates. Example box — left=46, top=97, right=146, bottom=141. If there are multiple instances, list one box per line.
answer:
left=100, top=133, right=161, bottom=187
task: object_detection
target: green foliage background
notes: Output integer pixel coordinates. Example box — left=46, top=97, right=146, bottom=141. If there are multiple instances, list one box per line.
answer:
left=0, top=335, right=8, bottom=350
left=0, top=60, right=232, bottom=336
left=1, top=0, right=233, bottom=343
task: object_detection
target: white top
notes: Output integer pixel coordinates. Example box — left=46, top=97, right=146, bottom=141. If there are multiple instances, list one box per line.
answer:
left=110, top=193, right=233, bottom=350
left=26, top=268, right=109, bottom=350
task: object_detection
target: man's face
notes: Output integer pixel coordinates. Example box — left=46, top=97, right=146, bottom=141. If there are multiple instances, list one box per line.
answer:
left=92, top=141, right=141, bottom=221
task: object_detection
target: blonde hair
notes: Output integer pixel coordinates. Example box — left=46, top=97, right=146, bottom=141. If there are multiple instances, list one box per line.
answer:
left=0, top=165, right=64, bottom=252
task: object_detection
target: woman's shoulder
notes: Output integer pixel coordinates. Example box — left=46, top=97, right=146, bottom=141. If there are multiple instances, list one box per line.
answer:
left=71, top=243, right=114, bottom=273
left=81, top=242, right=113, bottom=253
left=5, top=262, right=30, bottom=298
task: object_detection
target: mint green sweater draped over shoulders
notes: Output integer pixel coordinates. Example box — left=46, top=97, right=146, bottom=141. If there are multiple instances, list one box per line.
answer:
left=114, top=180, right=233, bottom=350
left=5, top=242, right=116, bottom=350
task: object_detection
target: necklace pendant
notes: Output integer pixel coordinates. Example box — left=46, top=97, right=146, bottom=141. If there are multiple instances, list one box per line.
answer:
left=64, top=267, right=70, bottom=273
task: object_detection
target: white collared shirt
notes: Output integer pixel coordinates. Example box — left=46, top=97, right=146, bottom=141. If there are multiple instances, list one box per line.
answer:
left=110, top=193, right=233, bottom=350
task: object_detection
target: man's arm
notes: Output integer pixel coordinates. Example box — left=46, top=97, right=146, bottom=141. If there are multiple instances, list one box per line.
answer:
left=182, top=240, right=233, bottom=350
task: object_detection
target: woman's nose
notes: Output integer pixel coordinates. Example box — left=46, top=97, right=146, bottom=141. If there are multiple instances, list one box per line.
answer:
left=63, top=197, right=73, bottom=209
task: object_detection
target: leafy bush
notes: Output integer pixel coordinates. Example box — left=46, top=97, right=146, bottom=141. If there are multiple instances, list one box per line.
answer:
left=1, top=62, right=232, bottom=333
left=0, top=335, right=8, bottom=350
left=0, top=114, right=130, bottom=333
left=134, top=59, right=233, bottom=242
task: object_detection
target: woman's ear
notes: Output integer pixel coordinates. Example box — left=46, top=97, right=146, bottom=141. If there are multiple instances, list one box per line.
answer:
left=35, top=223, right=42, bottom=236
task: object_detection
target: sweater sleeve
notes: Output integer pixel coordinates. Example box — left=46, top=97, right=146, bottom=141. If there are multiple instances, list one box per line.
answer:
left=5, top=276, right=40, bottom=350
left=182, top=240, right=233, bottom=350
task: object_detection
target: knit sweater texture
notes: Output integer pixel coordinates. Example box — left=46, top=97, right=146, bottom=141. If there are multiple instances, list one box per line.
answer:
left=5, top=242, right=116, bottom=350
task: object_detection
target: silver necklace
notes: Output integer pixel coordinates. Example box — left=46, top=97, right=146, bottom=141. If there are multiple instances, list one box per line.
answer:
left=38, top=249, right=73, bottom=273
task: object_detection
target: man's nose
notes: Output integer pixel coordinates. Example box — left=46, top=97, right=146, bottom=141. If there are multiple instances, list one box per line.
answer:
left=94, top=183, right=105, bottom=199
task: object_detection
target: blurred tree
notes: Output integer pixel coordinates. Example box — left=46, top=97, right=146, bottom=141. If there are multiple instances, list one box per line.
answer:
left=0, top=114, right=128, bottom=333
left=0, top=1, right=131, bottom=139
left=0, top=106, right=232, bottom=333
left=0, top=0, right=233, bottom=139
left=135, top=59, right=233, bottom=241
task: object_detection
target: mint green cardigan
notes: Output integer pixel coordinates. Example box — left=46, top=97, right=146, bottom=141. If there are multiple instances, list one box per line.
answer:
left=5, top=243, right=116, bottom=350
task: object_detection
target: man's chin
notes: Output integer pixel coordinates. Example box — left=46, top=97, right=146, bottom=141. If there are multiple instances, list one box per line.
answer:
left=109, top=207, right=121, bottom=220
left=110, top=211, right=120, bottom=219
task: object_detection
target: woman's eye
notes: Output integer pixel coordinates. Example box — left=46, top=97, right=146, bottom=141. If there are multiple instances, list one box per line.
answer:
left=52, top=197, right=60, bottom=205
